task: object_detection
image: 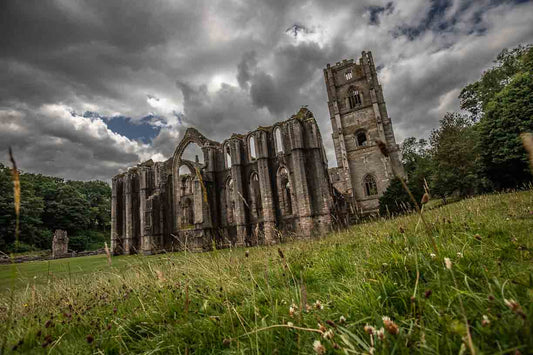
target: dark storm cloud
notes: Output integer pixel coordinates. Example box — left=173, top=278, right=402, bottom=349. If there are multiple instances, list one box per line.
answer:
left=1, top=0, right=533, bottom=180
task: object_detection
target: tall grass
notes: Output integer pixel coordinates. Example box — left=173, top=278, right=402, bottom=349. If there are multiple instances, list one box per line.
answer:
left=0, top=190, right=532, bottom=353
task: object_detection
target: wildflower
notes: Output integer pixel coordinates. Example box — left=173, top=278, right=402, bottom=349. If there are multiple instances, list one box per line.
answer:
left=323, top=329, right=334, bottom=340
left=364, top=324, right=375, bottom=335
left=382, top=316, right=399, bottom=335
left=474, top=234, right=482, bottom=241
left=315, top=300, right=323, bottom=310
left=318, top=323, right=327, bottom=333
left=424, top=289, right=432, bottom=298
left=287, top=322, right=294, bottom=327
left=421, top=192, right=429, bottom=204
left=305, top=304, right=312, bottom=312
left=444, top=257, right=452, bottom=270
left=481, top=315, right=490, bottom=327
left=339, top=315, right=346, bottom=324
left=376, top=327, right=385, bottom=341
left=289, top=304, right=298, bottom=317
left=313, top=340, right=326, bottom=354
left=457, top=252, right=463, bottom=258
left=326, top=320, right=336, bottom=328
left=245, top=250, right=249, bottom=258
left=504, top=299, right=520, bottom=312
left=430, top=253, right=436, bottom=259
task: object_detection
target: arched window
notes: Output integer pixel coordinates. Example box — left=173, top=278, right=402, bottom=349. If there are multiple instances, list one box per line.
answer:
left=181, top=198, right=194, bottom=226
left=225, top=144, right=232, bottom=169
left=348, top=87, right=362, bottom=109
left=363, top=175, right=378, bottom=197
left=249, top=135, right=257, bottom=160
left=345, top=70, right=352, bottom=80
left=226, top=178, right=235, bottom=224
left=277, top=167, right=292, bottom=215
left=274, top=127, right=284, bottom=153
left=356, top=130, right=368, bottom=147
left=249, top=172, right=262, bottom=218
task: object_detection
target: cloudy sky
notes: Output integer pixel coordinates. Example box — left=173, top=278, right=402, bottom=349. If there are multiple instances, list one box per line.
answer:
left=1, top=0, right=532, bottom=181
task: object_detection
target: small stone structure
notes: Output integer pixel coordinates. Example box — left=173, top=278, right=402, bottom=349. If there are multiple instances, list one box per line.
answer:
left=52, top=229, right=69, bottom=258
left=111, top=51, right=405, bottom=255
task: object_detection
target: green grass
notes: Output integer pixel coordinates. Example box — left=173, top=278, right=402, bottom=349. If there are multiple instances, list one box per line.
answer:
left=1, top=190, right=532, bottom=354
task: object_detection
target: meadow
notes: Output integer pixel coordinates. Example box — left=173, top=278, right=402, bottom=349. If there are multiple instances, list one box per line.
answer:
left=1, top=190, right=532, bottom=354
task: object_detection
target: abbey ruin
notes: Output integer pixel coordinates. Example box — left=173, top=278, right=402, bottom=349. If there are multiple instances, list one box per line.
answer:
left=111, top=51, right=404, bottom=255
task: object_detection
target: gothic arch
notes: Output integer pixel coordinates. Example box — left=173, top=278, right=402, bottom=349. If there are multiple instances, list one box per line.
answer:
left=276, top=166, right=293, bottom=216
left=171, top=128, right=220, bottom=232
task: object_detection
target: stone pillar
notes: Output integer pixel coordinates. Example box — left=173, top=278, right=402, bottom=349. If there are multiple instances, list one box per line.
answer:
left=289, top=121, right=313, bottom=237
left=256, top=130, right=276, bottom=244
left=110, top=177, right=118, bottom=253
left=52, top=230, right=69, bottom=258
left=123, top=172, right=133, bottom=255
left=139, top=168, right=151, bottom=255
left=230, top=140, right=246, bottom=247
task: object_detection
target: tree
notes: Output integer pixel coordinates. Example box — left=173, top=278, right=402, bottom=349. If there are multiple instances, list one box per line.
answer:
left=478, top=70, right=533, bottom=188
left=379, top=138, right=430, bottom=215
left=460, top=45, right=531, bottom=120
left=429, top=113, right=487, bottom=198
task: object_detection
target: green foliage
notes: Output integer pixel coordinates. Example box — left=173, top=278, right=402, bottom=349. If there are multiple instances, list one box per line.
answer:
left=459, top=44, right=531, bottom=120
left=479, top=65, right=533, bottom=189
left=0, top=163, right=111, bottom=252
left=429, top=112, right=488, bottom=198
left=379, top=138, right=430, bottom=215
left=1, top=190, right=532, bottom=353
left=461, top=44, right=533, bottom=189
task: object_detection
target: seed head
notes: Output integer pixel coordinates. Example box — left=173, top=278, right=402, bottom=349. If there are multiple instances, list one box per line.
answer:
left=313, top=340, right=326, bottom=354
left=444, top=257, right=452, bottom=270
left=481, top=315, right=490, bottom=327
left=364, top=324, right=375, bottom=335
left=421, top=192, right=430, bottom=204
left=339, top=315, right=346, bottom=324
left=382, top=316, right=399, bottom=335
left=314, top=300, right=323, bottom=310
left=376, top=327, right=385, bottom=341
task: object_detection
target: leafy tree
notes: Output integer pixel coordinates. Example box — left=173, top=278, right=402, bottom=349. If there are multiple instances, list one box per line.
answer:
left=460, top=45, right=531, bottom=120
left=429, top=113, right=487, bottom=198
left=379, top=138, right=430, bottom=215
left=478, top=69, right=533, bottom=188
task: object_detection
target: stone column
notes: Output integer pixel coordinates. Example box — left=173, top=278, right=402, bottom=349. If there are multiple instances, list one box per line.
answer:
left=230, top=140, right=247, bottom=247
left=110, top=177, right=118, bottom=253
left=139, top=168, right=151, bottom=254
left=123, top=172, right=133, bottom=255
left=256, top=130, right=276, bottom=245
left=289, top=121, right=313, bottom=237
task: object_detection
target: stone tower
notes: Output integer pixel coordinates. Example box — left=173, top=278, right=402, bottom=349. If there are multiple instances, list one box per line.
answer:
left=324, top=51, right=404, bottom=213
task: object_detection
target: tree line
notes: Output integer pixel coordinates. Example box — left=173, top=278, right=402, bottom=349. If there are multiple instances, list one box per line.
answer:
left=0, top=165, right=111, bottom=253
left=380, top=44, right=533, bottom=215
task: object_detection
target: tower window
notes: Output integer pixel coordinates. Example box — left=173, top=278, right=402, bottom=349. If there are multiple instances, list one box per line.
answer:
left=345, top=71, right=352, bottom=80
left=347, top=87, right=362, bottom=109
left=356, top=130, right=367, bottom=147
left=363, top=175, right=378, bottom=197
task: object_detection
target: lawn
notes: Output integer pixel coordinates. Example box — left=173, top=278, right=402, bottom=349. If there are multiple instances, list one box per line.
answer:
left=0, top=190, right=532, bottom=354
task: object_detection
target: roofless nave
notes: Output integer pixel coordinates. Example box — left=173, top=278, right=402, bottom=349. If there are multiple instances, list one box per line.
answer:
left=110, top=51, right=404, bottom=255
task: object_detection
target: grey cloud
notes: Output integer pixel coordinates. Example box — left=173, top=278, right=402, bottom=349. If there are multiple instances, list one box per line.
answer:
left=1, top=0, right=533, bottom=180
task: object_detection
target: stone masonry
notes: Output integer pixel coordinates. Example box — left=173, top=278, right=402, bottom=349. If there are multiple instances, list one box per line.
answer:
left=52, top=229, right=69, bottom=258
left=111, top=51, right=404, bottom=255
left=111, top=108, right=334, bottom=255
left=324, top=51, right=405, bottom=214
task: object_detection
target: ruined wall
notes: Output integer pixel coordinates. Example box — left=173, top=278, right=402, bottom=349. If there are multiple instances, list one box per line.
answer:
left=111, top=108, right=336, bottom=255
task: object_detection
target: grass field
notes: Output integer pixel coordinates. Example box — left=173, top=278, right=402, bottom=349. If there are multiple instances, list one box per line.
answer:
left=1, top=190, right=532, bottom=354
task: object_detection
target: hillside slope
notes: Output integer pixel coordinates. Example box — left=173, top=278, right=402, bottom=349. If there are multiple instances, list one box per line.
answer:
left=1, top=191, right=532, bottom=353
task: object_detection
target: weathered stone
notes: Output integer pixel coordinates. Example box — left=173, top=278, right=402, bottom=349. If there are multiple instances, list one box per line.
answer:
left=111, top=52, right=404, bottom=255
left=52, top=230, right=68, bottom=258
